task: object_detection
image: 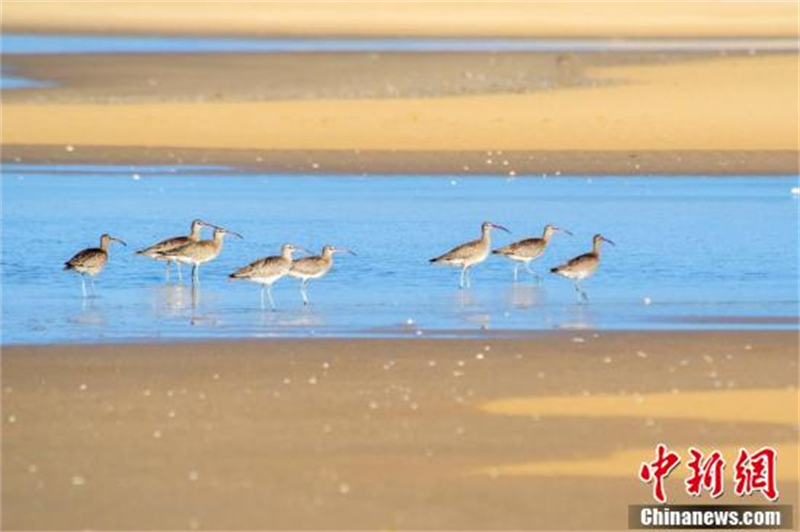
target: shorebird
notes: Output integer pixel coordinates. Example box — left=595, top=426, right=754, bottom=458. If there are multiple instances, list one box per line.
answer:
left=229, top=244, right=309, bottom=310
left=63, top=234, right=127, bottom=297
left=157, top=226, right=242, bottom=283
left=430, top=221, right=510, bottom=288
left=135, top=219, right=213, bottom=280
left=288, top=245, right=356, bottom=305
left=550, top=234, right=615, bottom=302
left=493, top=224, right=572, bottom=281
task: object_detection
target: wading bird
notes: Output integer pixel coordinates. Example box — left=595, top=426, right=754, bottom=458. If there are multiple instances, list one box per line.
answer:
left=64, top=234, right=127, bottom=297
left=430, top=221, right=510, bottom=288
left=157, top=226, right=242, bottom=283
left=550, top=234, right=615, bottom=302
left=493, top=224, right=572, bottom=281
left=135, top=219, right=214, bottom=280
left=229, top=244, right=309, bottom=310
left=288, top=245, right=356, bottom=305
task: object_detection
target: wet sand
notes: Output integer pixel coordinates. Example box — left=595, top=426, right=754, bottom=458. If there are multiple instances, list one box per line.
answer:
left=3, top=332, right=798, bottom=530
left=7, top=145, right=797, bottom=177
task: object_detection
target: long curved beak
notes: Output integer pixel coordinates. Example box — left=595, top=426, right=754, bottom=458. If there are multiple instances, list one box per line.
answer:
left=556, top=227, right=574, bottom=236
left=491, top=223, right=511, bottom=234
left=335, top=247, right=357, bottom=256
left=602, top=236, right=616, bottom=246
left=111, top=236, right=127, bottom=246
left=217, top=224, right=244, bottom=240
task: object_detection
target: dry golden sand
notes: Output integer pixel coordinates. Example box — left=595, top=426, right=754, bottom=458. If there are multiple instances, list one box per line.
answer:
left=2, top=1, right=797, bottom=38
left=4, top=55, right=797, bottom=152
left=2, top=2, right=798, bottom=175
left=2, top=332, right=798, bottom=530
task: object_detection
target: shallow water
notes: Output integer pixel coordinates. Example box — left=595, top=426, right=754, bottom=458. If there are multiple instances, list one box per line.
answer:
left=1, top=165, right=798, bottom=344
left=3, top=34, right=797, bottom=55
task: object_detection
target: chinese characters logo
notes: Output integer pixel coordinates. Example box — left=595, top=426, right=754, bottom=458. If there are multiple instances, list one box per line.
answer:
left=638, top=445, right=779, bottom=503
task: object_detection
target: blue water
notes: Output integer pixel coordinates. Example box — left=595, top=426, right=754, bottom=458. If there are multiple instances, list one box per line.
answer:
left=2, top=34, right=797, bottom=55
left=1, top=165, right=798, bottom=344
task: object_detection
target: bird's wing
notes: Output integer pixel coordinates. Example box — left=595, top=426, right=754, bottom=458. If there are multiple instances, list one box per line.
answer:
left=554, top=252, right=593, bottom=271
left=232, top=256, right=285, bottom=278
left=494, top=237, right=543, bottom=256
left=290, top=256, right=327, bottom=275
left=66, top=248, right=105, bottom=269
left=137, top=236, right=190, bottom=255
left=157, top=240, right=195, bottom=257
left=432, top=238, right=482, bottom=262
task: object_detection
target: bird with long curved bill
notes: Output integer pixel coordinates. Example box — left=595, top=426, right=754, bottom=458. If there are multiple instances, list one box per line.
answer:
left=288, top=245, right=356, bottom=305
left=230, top=243, right=311, bottom=310
left=64, top=234, right=127, bottom=297
left=493, top=224, right=572, bottom=281
left=430, top=221, right=511, bottom=289
left=550, top=234, right=615, bottom=303
left=157, top=225, right=242, bottom=284
left=135, top=219, right=215, bottom=281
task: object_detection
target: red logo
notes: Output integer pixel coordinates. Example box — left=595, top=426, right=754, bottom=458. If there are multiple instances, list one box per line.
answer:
left=638, top=445, right=779, bottom=503
left=685, top=447, right=725, bottom=498
left=734, top=447, right=779, bottom=501
left=639, top=443, right=681, bottom=503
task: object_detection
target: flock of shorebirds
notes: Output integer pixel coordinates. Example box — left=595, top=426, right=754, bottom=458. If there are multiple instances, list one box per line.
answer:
left=64, top=219, right=614, bottom=308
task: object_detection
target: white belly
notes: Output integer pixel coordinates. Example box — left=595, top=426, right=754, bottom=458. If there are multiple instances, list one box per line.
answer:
left=251, top=273, right=287, bottom=285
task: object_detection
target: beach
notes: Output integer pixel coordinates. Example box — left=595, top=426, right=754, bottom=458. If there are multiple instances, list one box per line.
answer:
left=3, top=332, right=798, bottom=530
left=3, top=2, right=797, bottom=38
left=2, top=2, right=799, bottom=530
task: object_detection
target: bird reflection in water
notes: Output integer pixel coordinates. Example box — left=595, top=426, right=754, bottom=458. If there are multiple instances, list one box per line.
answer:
left=70, top=296, right=107, bottom=328
left=505, top=282, right=547, bottom=310
left=559, top=302, right=598, bottom=330
left=257, top=305, right=326, bottom=329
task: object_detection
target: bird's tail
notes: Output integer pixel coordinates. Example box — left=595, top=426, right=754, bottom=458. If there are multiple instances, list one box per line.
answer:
left=63, top=262, right=74, bottom=271
left=550, top=266, right=560, bottom=274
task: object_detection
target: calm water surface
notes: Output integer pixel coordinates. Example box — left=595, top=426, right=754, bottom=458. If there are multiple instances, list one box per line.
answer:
left=1, top=165, right=798, bottom=344
left=3, top=34, right=798, bottom=55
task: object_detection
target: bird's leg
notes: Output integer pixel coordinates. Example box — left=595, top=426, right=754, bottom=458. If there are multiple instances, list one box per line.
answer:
left=465, top=266, right=472, bottom=288
left=301, top=279, right=309, bottom=306
left=260, top=285, right=266, bottom=310
left=574, top=282, right=588, bottom=304
left=267, top=285, right=276, bottom=311
left=459, top=267, right=466, bottom=289
left=165, top=260, right=171, bottom=281
left=81, top=276, right=87, bottom=298
left=177, top=262, right=183, bottom=282
left=89, top=277, right=96, bottom=298
left=191, top=282, right=199, bottom=309
left=192, top=264, right=199, bottom=284
left=525, top=262, right=541, bottom=283
left=513, top=264, right=519, bottom=282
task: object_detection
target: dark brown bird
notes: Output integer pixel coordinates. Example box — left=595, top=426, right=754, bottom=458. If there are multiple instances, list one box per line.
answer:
left=64, top=234, right=127, bottom=297
left=551, top=234, right=615, bottom=302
